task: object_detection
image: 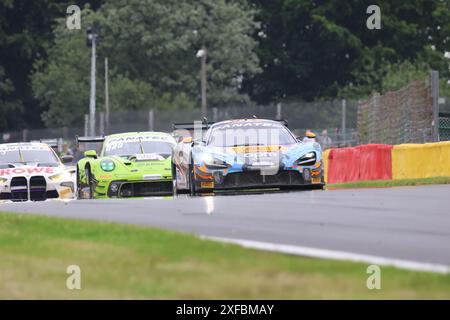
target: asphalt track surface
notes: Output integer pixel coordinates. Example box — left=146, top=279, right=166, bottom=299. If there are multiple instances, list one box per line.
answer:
left=2, top=185, right=450, bottom=270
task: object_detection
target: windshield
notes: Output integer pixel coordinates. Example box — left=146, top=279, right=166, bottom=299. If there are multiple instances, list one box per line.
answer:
left=207, top=125, right=296, bottom=147
left=0, top=145, right=59, bottom=165
left=103, top=136, right=174, bottom=157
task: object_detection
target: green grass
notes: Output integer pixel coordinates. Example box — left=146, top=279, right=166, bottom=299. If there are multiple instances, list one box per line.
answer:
left=328, top=176, right=450, bottom=189
left=0, top=212, right=449, bottom=299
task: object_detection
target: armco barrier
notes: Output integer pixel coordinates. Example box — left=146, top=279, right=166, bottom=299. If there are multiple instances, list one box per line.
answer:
left=326, top=144, right=393, bottom=184
left=392, top=141, right=450, bottom=179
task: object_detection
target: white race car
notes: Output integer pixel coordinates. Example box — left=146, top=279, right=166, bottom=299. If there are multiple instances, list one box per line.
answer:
left=0, top=142, right=76, bottom=202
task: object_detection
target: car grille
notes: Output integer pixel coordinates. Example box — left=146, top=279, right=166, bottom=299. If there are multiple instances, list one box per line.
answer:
left=220, top=170, right=304, bottom=189
left=5, top=176, right=58, bottom=202
left=30, top=176, right=47, bottom=201
left=119, top=181, right=173, bottom=197
left=11, top=177, right=28, bottom=201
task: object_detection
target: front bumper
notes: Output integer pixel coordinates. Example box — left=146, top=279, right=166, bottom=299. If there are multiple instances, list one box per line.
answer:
left=0, top=176, right=75, bottom=202
left=193, top=164, right=324, bottom=191
left=95, top=179, right=173, bottom=198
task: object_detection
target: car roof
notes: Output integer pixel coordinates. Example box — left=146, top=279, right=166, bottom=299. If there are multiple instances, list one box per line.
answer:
left=105, top=132, right=173, bottom=139
left=210, top=119, right=283, bottom=129
left=0, top=142, right=51, bottom=149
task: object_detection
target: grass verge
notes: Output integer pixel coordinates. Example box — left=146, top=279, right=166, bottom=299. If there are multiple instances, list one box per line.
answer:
left=328, top=176, right=450, bottom=190
left=0, top=211, right=449, bottom=299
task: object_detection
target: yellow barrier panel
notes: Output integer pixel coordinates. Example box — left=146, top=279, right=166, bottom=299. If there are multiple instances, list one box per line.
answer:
left=322, top=149, right=331, bottom=184
left=392, top=141, right=450, bottom=180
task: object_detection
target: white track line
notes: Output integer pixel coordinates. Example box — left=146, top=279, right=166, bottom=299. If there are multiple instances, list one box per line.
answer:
left=200, top=236, right=450, bottom=274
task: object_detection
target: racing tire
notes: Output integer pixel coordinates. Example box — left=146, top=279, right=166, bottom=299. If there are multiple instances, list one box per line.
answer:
left=188, top=161, right=197, bottom=196
left=85, top=166, right=94, bottom=199
left=171, top=163, right=178, bottom=196
left=76, top=166, right=83, bottom=199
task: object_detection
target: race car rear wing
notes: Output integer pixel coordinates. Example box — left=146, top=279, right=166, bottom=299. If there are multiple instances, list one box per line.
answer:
left=76, top=136, right=105, bottom=143
left=275, top=119, right=289, bottom=127
left=30, top=139, right=59, bottom=148
left=172, top=121, right=213, bottom=131
left=40, top=139, right=58, bottom=148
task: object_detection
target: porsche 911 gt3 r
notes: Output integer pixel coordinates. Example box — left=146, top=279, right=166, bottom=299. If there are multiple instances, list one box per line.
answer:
left=172, top=119, right=325, bottom=195
left=0, top=143, right=76, bottom=201
left=77, top=132, right=176, bottom=199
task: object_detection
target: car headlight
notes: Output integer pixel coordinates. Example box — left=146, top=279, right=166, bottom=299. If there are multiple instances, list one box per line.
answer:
left=49, top=172, right=73, bottom=181
left=297, top=152, right=317, bottom=166
left=200, top=154, right=228, bottom=168
left=101, top=159, right=116, bottom=172
left=0, top=177, right=7, bottom=183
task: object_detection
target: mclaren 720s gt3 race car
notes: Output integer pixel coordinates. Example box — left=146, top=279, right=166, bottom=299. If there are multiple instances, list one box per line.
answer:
left=172, top=118, right=325, bottom=195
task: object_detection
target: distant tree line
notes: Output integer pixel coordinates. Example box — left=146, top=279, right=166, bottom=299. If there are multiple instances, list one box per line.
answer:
left=1, top=0, right=449, bottom=131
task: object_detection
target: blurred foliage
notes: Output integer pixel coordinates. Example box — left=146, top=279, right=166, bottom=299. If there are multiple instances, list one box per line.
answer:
left=0, top=0, right=103, bottom=131
left=31, top=0, right=259, bottom=127
left=244, top=0, right=450, bottom=102
left=1, top=0, right=450, bottom=131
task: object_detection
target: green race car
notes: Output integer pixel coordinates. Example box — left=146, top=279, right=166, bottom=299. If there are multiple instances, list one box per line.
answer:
left=76, top=132, right=175, bottom=199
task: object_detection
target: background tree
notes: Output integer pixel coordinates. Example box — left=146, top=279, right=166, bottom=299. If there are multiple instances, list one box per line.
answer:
left=31, top=0, right=260, bottom=127
left=0, top=0, right=103, bottom=132
left=243, top=0, right=450, bottom=103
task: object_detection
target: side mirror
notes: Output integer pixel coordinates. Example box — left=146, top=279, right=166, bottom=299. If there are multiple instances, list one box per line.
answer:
left=61, top=155, right=74, bottom=164
left=192, top=139, right=204, bottom=146
left=84, top=150, right=97, bottom=159
left=182, top=137, right=193, bottom=144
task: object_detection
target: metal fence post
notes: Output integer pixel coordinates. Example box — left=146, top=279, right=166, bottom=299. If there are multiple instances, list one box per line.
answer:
left=276, top=103, right=282, bottom=120
left=212, top=107, right=218, bottom=122
left=431, top=70, right=440, bottom=142
left=84, top=114, right=89, bottom=136
left=99, top=112, right=105, bottom=136
left=148, top=109, right=154, bottom=131
left=342, top=99, right=347, bottom=146
left=22, top=129, right=28, bottom=142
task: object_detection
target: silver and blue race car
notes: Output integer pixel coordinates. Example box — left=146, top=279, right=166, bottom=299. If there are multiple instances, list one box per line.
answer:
left=172, top=119, right=325, bottom=195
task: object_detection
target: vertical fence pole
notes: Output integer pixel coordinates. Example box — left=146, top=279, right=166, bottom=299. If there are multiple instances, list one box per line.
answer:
left=84, top=114, right=89, bottom=136
left=99, top=112, right=105, bottom=136
left=431, top=70, right=440, bottom=142
left=148, top=109, right=154, bottom=131
left=276, top=103, right=282, bottom=120
left=341, top=99, right=347, bottom=146
left=22, top=129, right=28, bottom=142
left=105, top=57, right=110, bottom=135
left=212, top=107, right=218, bottom=122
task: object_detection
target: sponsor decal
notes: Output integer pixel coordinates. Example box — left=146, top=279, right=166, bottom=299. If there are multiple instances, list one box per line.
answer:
left=0, top=167, right=56, bottom=177
left=143, top=174, right=162, bottom=180
left=201, top=181, right=214, bottom=188
left=0, top=145, right=49, bottom=153
left=98, top=174, right=113, bottom=180
left=214, top=121, right=281, bottom=130
left=104, top=136, right=174, bottom=152
left=232, top=145, right=285, bottom=153
left=135, top=153, right=165, bottom=161
left=312, top=177, right=322, bottom=184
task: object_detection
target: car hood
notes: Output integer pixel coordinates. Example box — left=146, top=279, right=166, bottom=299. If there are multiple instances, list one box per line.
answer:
left=106, top=154, right=172, bottom=175
left=198, top=143, right=321, bottom=162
